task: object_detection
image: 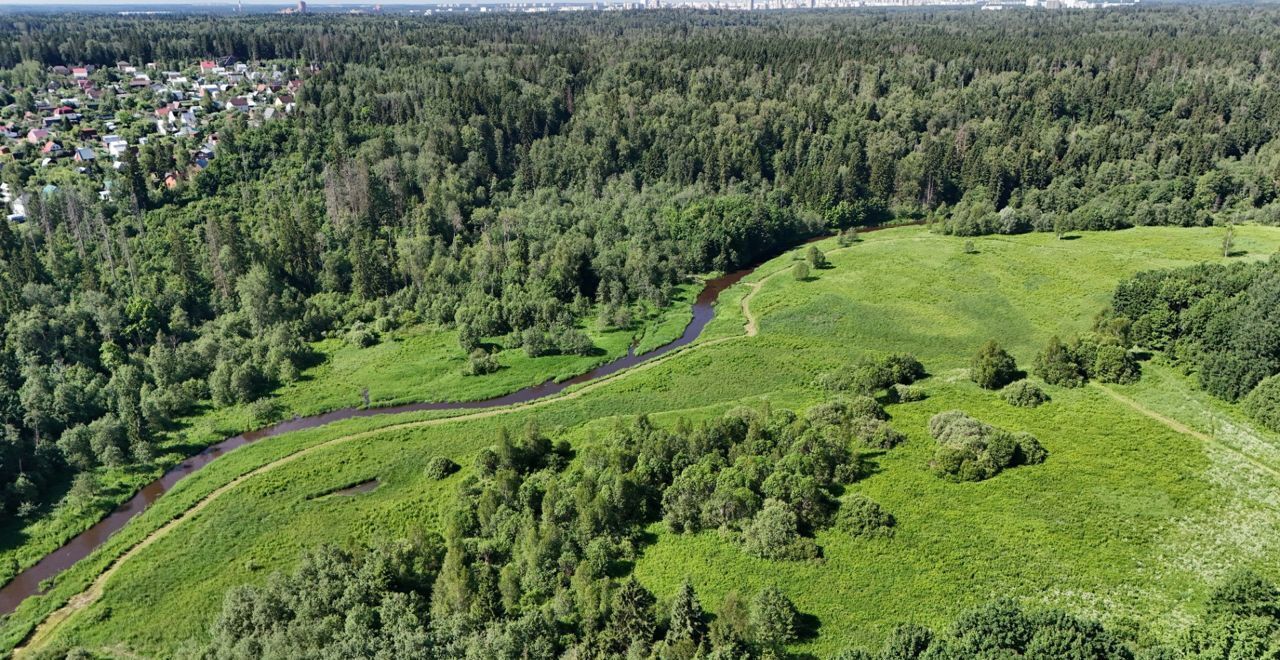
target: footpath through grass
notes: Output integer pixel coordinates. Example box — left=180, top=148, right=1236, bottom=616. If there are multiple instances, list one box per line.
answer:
left=15, top=224, right=1280, bottom=657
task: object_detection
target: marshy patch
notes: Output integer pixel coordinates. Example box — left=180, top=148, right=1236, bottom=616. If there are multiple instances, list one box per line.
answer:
left=309, top=479, right=380, bottom=500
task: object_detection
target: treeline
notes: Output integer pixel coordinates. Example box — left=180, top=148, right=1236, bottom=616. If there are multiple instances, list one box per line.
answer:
left=1110, top=256, right=1280, bottom=432
left=195, top=547, right=1280, bottom=659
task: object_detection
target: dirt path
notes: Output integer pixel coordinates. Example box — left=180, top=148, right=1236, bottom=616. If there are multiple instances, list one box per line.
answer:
left=15, top=230, right=907, bottom=654
left=741, top=282, right=763, bottom=337
left=15, top=345, right=703, bottom=654
left=14, top=260, right=781, bottom=655
left=1092, top=384, right=1280, bottom=480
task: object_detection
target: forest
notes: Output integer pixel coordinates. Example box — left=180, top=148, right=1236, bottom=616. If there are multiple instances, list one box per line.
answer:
left=1109, top=255, right=1280, bottom=431
left=5, top=5, right=1280, bottom=521
left=3, top=6, right=1280, bottom=658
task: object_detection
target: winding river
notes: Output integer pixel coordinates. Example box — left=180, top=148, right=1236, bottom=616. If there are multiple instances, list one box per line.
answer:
left=0, top=221, right=915, bottom=621
left=0, top=262, right=757, bottom=617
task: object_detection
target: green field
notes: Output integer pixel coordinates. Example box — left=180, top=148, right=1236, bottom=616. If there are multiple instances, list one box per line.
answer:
left=11, top=225, right=1280, bottom=657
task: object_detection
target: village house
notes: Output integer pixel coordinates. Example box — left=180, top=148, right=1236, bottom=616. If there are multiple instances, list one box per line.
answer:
left=103, top=135, right=128, bottom=158
left=9, top=192, right=30, bottom=221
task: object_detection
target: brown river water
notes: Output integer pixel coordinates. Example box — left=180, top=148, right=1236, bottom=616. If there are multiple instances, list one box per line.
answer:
left=0, top=221, right=916, bottom=618
left=0, top=262, right=756, bottom=617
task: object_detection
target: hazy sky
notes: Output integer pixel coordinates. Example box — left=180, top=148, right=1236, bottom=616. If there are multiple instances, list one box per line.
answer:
left=0, top=0, right=489, bottom=6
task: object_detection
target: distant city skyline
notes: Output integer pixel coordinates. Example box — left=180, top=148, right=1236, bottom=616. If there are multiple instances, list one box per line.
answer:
left=0, top=0, right=529, bottom=6
left=0, top=0, right=1151, bottom=12
left=1, top=0, right=609, bottom=5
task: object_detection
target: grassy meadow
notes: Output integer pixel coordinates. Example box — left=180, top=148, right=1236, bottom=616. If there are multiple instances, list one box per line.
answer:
left=0, top=285, right=694, bottom=600
left=10, top=224, right=1280, bottom=657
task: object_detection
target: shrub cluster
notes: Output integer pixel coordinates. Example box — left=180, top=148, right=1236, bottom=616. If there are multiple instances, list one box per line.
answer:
left=462, top=349, right=499, bottom=376
left=344, top=321, right=380, bottom=348
left=806, top=397, right=905, bottom=450
left=1244, top=375, right=1280, bottom=433
left=927, top=411, right=1047, bottom=482
left=836, top=494, right=896, bottom=538
left=818, top=353, right=926, bottom=396
left=517, top=324, right=595, bottom=358
left=891, top=383, right=927, bottom=402
left=837, top=568, right=1280, bottom=659
left=1001, top=380, right=1049, bottom=408
left=836, top=599, right=1133, bottom=659
left=423, top=456, right=459, bottom=480
left=970, top=340, right=1019, bottom=390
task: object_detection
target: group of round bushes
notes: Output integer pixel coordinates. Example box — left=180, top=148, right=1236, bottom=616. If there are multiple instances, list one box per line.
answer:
left=927, top=410, right=1047, bottom=482
left=971, top=336, right=1140, bottom=394
left=1034, top=334, right=1140, bottom=387
left=343, top=321, right=381, bottom=348
left=463, top=349, right=500, bottom=376
left=743, top=499, right=821, bottom=560
left=806, top=396, right=906, bottom=450
left=891, top=383, right=927, bottom=403
left=423, top=456, right=460, bottom=480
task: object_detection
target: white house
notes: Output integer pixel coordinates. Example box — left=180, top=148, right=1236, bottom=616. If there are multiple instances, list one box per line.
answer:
left=9, top=192, right=30, bottom=220
left=104, top=136, right=128, bottom=158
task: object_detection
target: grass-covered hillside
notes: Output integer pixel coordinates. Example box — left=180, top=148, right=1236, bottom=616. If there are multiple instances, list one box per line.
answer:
left=11, top=224, right=1280, bottom=657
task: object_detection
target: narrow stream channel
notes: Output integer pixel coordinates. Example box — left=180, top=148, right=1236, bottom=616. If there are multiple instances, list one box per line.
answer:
left=0, top=263, right=756, bottom=617
left=0, top=221, right=913, bottom=618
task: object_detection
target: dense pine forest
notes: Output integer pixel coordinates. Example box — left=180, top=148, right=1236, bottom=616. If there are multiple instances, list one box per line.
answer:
left=4, top=8, right=1280, bottom=657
